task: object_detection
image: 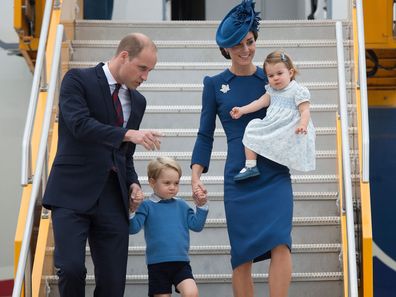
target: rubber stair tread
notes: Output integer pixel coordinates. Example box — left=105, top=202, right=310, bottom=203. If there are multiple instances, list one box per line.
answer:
left=126, top=243, right=342, bottom=254
left=47, top=243, right=342, bottom=256
left=142, top=103, right=353, bottom=112
left=71, top=39, right=351, bottom=47
left=46, top=242, right=341, bottom=254
left=140, top=127, right=357, bottom=136
left=136, top=81, right=352, bottom=89
left=162, top=191, right=338, bottom=201
left=137, top=174, right=359, bottom=184
left=200, top=216, right=340, bottom=226
left=45, top=271, right=343, bottom=283
left=134, top=150, right=356, bottom=159
left=55, top=243, right=341, bottom=255
left=75, top=19, right=351, bottom=26
left=69, top=60, right=352, bottom=69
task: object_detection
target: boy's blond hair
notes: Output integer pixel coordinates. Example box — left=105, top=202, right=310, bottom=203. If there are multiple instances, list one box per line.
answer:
left=147, top=157, right=182, bottom=180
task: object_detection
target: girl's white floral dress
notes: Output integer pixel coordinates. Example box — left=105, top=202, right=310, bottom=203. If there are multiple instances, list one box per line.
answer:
left=242, top=80, right=316, bottom=171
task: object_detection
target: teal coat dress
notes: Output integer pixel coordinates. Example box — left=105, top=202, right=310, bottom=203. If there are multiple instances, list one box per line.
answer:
left=191, top=67, right=293, bottom=269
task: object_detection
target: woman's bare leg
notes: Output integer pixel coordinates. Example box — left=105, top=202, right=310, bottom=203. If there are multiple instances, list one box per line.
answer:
left=268, top=245, right=292, bottom=297
left=232, top=261, right=254, bottom=297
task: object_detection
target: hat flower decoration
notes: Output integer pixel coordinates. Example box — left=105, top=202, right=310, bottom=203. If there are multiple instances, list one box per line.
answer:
left=234, top=0, right=260, bottom=29
left=216, top=0, right=261, bottom=48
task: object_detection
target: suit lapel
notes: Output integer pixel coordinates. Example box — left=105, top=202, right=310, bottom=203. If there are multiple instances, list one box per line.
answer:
left=95, top=63, right=115, bottom=124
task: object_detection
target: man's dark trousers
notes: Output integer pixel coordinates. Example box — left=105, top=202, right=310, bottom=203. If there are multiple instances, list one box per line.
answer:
left=51, top=171, right=129, bottom=297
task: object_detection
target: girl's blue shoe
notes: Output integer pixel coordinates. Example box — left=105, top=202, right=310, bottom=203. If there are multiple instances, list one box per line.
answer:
left=234, top=166, right=260, bottom=182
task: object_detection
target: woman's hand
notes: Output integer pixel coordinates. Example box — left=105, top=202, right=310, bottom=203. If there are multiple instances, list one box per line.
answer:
left=230, top=107, right=244, bottom=119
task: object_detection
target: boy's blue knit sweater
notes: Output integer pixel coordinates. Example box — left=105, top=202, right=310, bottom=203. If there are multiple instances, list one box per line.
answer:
left=129, top=194, right=208, bottom=265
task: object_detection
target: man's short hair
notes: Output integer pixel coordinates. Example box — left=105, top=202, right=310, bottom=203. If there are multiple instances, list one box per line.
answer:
left=116, top=33, right=157, bottom=59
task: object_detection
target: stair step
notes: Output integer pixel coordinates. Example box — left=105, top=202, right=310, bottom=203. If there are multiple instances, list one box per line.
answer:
left=139, top=103, right=355, bottom=128
left=69, top=60, right=352, bottom=69
left=137, top=174, right=350, bottom=193
left=137, top=81, right=354, bottom=105
left=70, top=39, right=353, bottom=62
left=129, top=216, right=341, bottom=246
left=46, top=272, right=343, bottom=297
left=45, top=243, right=342, bottom=258
left=136, top=126, right=357, bottom=152
left=130, top=197, right=339, bottom=219
left=137, top=81, right=354, bottom=90
left=44, top=271, right=344, bottom=282
left=70, top=60, right=352, bottom=69
left=134, top=150, right=351, bottom=157
left=74, top=19, right=351, bottom=41
left=143, top=104, right=344, bottom=112
left=68, top=61, right=353, bottom=83
left=136, top=191, right=339, bottom=217
left=133, top=150, right=357, bottom=176
left=122, top=243, right=341, bottom=254
left=195, top=216, right=341, bottom=227
left=169, top=191, right=339, bottom=201
left=84, top=244, right=342, bottom=275
left=71, top=39, right=352, bottom=47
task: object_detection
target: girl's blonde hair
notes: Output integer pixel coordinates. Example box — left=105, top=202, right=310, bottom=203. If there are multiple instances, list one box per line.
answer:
left=263, top=50, right=299, bottom=80
left=147, top=157, right=182, bottom=180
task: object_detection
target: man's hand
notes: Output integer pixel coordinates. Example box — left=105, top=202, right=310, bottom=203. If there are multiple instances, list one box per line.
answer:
left=124, top=130, right=162, bottom=151
left=129, top=183, right=144, bottom=213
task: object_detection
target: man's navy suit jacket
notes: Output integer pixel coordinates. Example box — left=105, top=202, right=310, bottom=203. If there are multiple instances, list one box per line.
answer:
left=43, top=63, right=146, bottom=218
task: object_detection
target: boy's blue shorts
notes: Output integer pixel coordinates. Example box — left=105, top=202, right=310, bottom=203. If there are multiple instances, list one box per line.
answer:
left=147, top=261, right=194, bottom=296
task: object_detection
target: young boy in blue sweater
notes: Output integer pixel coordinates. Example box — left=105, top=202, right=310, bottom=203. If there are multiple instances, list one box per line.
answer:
left=129, top=157, right=208, bottom=297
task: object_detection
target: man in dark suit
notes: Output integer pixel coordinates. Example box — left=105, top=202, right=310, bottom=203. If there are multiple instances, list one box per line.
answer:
left=43, top=33, right=161, bottom=297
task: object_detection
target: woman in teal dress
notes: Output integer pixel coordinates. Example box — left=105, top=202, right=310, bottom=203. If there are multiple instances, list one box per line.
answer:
left=190, top=1, right=293, bottom=297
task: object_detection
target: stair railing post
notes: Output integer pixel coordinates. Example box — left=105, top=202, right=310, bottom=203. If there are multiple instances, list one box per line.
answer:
left=355, top=0, right=370, bottom=183
left=21, top=0, right=54, bottom=186
left=13, top=24, right=64, bottom=297
left=335, top=21, right=359, bottom=297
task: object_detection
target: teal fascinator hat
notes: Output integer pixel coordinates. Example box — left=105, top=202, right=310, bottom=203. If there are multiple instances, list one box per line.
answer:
left=216, top=0, right=261, bottom=48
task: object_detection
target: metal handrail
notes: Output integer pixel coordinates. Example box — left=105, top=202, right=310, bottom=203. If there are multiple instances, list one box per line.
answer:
left=335, top=21, right=359, bottom=297
left=355, top=0, right=370, bottom=182
left=13, top=24, right=64, bottom=297
left=20, top=0, right=53, bottom=186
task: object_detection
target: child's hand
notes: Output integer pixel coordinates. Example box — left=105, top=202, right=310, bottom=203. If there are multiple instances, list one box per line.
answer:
left=230, top=107, right=243, bottom=119
left=193, top=186, right=208, bottom=207
left=129, top=184, right=144, bottom=212
left=295, top=125, right=308, bottom=134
